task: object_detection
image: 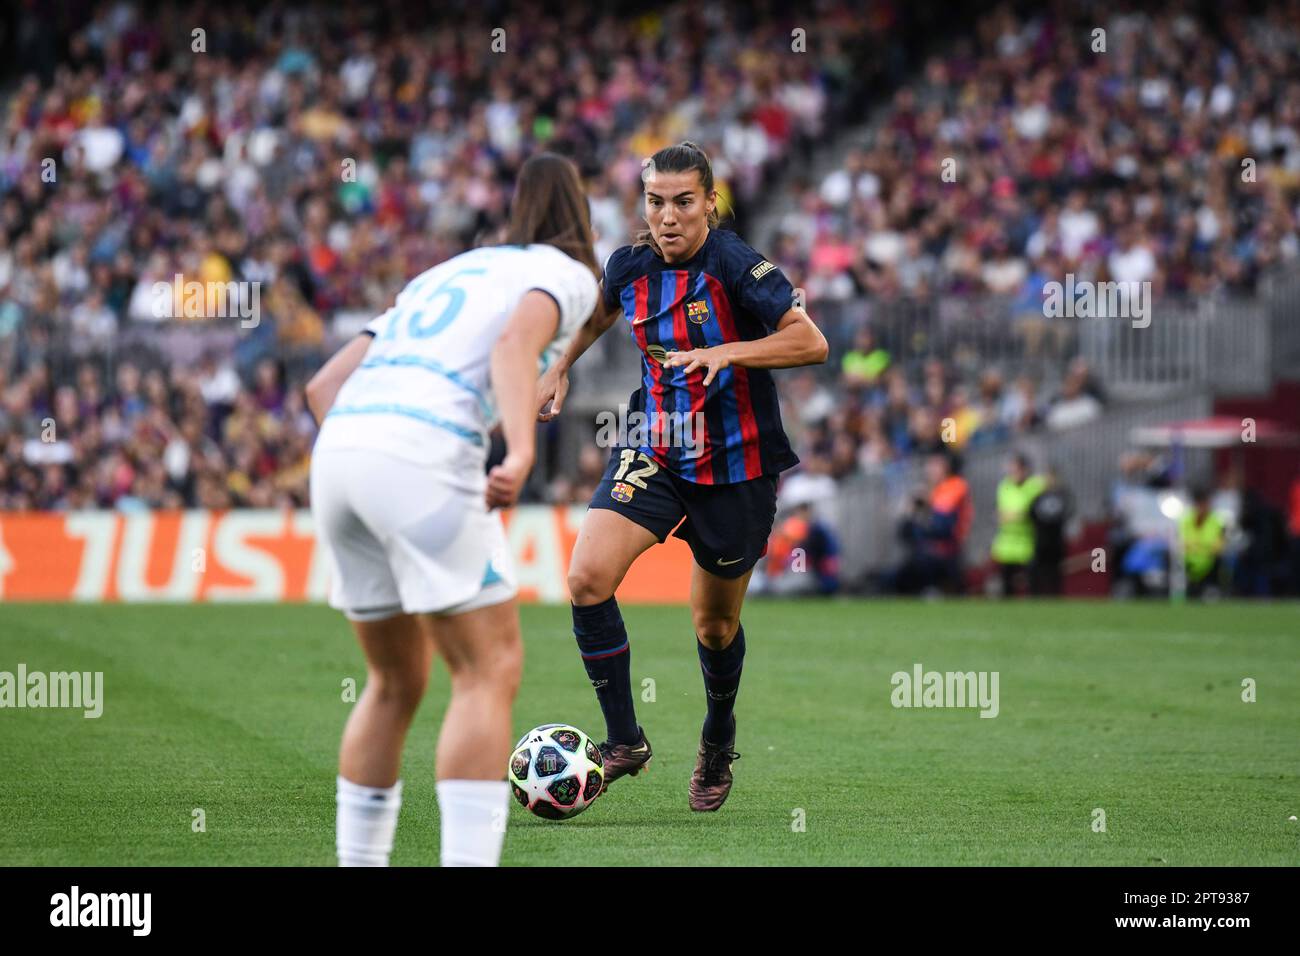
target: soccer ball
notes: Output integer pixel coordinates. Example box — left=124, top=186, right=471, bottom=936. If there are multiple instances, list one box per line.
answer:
left=508, top=723, right=605, bottom=820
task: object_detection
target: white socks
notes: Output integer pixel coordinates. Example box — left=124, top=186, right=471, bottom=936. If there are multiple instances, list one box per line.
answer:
left=336, top=775, right=403, bottom=866
left=436, top=779, right=510, bottom=867
left=335, top=776, right=510, bottom=866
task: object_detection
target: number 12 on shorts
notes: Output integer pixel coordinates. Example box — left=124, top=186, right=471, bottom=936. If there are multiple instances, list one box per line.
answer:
left=612, top=449, right=659, bottom=489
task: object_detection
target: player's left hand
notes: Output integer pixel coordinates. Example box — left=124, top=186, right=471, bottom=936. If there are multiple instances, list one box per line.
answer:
left=663, top=346, right=732, bottom=387
left=486, top=451, right=533, bottom=510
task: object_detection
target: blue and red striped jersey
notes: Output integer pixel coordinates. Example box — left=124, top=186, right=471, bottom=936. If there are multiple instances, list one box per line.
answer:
left=601, top=228, right=800, bottom=484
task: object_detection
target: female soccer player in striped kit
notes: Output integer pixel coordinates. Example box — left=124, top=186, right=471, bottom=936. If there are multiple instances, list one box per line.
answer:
left=306, top=154, right=600, bottom=865
left=537, top=142, right=827, bottom=810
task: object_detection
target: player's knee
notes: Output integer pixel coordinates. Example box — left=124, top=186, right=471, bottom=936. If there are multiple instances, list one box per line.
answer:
left=492, top=636, right=524, bottom=698
left=365, top=669, right=427, bottom=712
left=567, top=564, right=614, bottom=606
left=693, top=613, right=739, bottom=649
left=450, top=634, right=522, bottom=698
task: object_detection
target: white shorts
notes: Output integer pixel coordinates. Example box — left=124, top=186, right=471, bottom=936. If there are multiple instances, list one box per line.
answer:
left=310, top=448, right=517, bottom=621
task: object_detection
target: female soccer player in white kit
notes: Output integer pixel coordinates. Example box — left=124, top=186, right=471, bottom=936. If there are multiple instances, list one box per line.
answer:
left=305, top=154, right=599, bottom=866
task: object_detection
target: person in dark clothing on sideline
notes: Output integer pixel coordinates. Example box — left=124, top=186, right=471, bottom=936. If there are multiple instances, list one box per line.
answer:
left=892, top=452, right=971, bottom=595
left=1030, top=464, right=1072, bottom=595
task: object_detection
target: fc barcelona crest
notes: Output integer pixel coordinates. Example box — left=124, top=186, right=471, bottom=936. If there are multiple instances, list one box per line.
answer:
left=610, top=481, right=635, bottom=503
left=686, top=300, right=710, bottom=324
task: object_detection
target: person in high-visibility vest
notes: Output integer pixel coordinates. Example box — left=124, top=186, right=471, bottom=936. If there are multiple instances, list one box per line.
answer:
left=991, top=452, right=1045, bottom=597
left=1180, top=486, right=1226, bottom=597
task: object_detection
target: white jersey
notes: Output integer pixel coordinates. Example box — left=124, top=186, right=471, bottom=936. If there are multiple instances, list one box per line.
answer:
left=315, top=243, right=597, bottom=483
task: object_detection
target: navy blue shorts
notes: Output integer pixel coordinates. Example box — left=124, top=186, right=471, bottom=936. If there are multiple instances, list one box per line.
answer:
left=588, top=448, right=779, bottom=579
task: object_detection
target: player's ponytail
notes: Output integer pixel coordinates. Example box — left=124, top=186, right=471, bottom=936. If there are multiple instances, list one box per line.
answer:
left=504, top=152, right=600, bottom=279
left=635, top=141, right=723, bottom=257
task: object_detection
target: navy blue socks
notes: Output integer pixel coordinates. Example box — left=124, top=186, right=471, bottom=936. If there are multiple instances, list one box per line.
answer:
left=572, top=597, right=640, bottom=745
left=697, top=623, right=745, bottom=745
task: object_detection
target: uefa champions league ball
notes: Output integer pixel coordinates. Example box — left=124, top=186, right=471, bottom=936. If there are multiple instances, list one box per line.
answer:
left=508, top=723, right=605, bottom=820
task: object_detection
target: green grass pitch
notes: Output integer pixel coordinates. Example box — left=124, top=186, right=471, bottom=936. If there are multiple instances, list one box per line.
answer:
left=1, top=600, right=1296, bottom=866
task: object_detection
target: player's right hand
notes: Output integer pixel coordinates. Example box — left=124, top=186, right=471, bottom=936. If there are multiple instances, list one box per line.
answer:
left=537, top=366, right=569, bottom=422
left=486, top=451, right=533, bottom=509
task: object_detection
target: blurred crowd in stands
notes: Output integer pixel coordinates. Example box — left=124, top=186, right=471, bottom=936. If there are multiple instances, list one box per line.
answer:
left=772, top=4, right=1300, bottom=305
left=0, top=0, right=888, bottom=509
left=0, top=354, right=314, bottom=509
left=2, top=1, right=1300, bottom=599
left=778, top=329, right=1108, bottom=484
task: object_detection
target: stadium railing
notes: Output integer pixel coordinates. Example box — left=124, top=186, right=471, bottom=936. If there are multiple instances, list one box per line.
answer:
left=808, top=290, right=1283, bottom=399
left=566, top=273, right=1295, bottom=413
left=1263, top=269, right=1300, bottom=382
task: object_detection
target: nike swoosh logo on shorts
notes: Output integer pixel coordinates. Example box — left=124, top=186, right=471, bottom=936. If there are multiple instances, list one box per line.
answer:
left=717, top=557, right=744, bottom=566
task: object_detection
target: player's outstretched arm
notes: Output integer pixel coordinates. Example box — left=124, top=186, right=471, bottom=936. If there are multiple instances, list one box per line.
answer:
left=664, top=307, right=828, bottom=387
left=537, top=300, right=618, bottom=421
left=305, top=333, right=373, bottom=425
left=489, top=290, right=562, bottom=508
